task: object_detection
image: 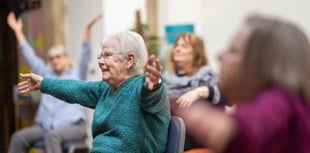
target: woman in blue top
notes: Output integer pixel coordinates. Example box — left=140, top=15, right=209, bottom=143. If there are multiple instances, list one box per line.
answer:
left=17, top=31, right=170, bottom=153
left=7, top=12, right=102, bottom=153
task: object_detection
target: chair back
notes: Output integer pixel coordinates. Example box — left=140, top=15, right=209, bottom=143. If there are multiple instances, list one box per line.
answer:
left=165, top=116, right=186, bottom=153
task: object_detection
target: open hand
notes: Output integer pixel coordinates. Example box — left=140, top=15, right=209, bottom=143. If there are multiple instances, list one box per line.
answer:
left=7, top=12, right=23, bottom=32
left=84, top=13, right=102, bottom=42
left=144, top=55, right=162, bottom=90
left=176, top=89, right=200, bottom=108
left=18, top=73, right=43, bottom=94
left=86, top=13, right=103, bottom=29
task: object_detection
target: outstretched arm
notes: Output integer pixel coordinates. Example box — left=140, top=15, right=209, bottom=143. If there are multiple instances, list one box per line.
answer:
left=18, top=73, right=103, bottom=108
left=178, top=102, right=237, bottom=153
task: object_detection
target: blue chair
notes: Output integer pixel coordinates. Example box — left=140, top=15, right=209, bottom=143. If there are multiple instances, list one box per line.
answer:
left=30, top=139, right=88, bottom=153
left=165, top=116, right=186, bottom=153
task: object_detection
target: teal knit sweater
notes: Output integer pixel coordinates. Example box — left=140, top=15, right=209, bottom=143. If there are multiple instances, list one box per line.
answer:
left=41, top=74, right=170, bottom=153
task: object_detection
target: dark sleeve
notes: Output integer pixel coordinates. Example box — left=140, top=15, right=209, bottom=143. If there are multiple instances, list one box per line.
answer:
left=206, top=86, right=215, bottom=101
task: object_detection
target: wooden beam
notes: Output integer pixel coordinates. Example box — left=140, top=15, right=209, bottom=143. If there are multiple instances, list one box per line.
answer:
left=42, top=0, right=65, bottom=51
left=146, top=0, right=158, bottom=36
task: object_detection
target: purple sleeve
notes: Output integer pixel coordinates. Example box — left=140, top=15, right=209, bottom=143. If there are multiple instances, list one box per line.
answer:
left=226, top=88, right=293, bottom=153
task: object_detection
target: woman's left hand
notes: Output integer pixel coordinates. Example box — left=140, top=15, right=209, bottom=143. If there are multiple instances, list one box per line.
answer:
left=144, top=55, right=162, bottom=90
left=176, top=89, right=200, bottom=108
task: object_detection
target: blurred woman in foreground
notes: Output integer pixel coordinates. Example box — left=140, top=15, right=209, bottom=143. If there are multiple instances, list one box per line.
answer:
left=179, top=14, right=310, bottom=153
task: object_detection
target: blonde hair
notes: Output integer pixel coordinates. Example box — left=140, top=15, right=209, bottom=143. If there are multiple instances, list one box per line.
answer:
left=167, top=33, right=208, bottom=75
left=239, top=14, right=310, bottom=101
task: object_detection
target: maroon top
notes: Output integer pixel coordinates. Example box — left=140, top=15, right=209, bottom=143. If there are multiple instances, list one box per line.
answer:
left=227, top=86, right=310, bottom=153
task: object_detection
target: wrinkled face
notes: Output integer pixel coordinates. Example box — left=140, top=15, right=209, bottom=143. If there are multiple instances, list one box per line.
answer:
left=173, top=37, right=194, bottom=65
left=218, top=24, right=251, bottom=102
left=49, top=53, right=67, bottom=73
left=97, top=42, right=128, bottom=87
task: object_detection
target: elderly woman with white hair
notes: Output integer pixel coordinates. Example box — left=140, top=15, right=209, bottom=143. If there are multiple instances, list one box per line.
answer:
left=7, top=12, right=102, bottom=153
left=17, top=31, right=171, bottom=153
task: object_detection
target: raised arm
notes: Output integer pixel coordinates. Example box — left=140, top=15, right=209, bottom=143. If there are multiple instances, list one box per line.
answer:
left=7, top=12, right=48, bottom=75
left=7, top=12, right=26, bottom=45
left=179, top=102, right=236, bottom=153
left=140, top=55, right=169, bottom=113
left=144, top=55, right=162, bottom=91
left=78, top=13, right=103, bottom=80
left=84, top=13, right=102, bottom=42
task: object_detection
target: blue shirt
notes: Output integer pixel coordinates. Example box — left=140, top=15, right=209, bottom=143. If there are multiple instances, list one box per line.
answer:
left=20, top=42, right=91, bottom=130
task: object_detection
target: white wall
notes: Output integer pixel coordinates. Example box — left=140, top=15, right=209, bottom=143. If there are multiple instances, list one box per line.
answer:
left=65, top=0, right=147, bottom=81
left=66, top=0, right=310, bottom=75
left=103, top=0, right=146, bottom=36
left=64, top=0, right=104, bottom=81
left=158, top=0, right=310, bottom=70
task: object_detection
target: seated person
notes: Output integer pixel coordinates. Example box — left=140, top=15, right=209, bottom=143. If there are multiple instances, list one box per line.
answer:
left=163, top=33, right=222, bottom=151
left=7, top=12, right=102, bottom=153
left=178, top=14, right=310, bottom=153
left=17, top=31, right=170, bottom=153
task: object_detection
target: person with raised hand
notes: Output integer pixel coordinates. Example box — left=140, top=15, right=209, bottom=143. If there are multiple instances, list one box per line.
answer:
left=178, top=14, right=310, bottom=153
left=7, top=12, right=102, bottom=153
left=17, top=31, right=170, bottom=153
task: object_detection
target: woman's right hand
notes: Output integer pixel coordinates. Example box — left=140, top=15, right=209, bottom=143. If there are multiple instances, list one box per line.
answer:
left=7, top=12, right=23, bottom=32
left=18, top=73, right=43, bottom=94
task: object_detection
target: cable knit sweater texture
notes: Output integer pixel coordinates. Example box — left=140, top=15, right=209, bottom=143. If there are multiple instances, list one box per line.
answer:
left=41, top=75, right=170, bottom=153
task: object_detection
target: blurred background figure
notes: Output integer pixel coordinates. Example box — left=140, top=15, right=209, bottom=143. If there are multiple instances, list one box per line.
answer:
left=178, top=13, right=310, bottom=153
left=7, top=12, right=102, bottom=153
left=163, top=32, right=222, bottom=152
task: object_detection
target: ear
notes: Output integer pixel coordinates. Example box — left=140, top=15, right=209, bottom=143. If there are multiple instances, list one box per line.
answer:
left=125, top=52, right=135, bottom=69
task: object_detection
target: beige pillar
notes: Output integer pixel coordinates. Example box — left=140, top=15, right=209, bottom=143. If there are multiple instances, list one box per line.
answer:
left=42, top=0, right=65, bottom=51
left=146, top=0, right=158, bottom=36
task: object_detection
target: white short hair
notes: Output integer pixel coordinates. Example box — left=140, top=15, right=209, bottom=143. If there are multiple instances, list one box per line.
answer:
left=100, top=31, right=148, bottom=73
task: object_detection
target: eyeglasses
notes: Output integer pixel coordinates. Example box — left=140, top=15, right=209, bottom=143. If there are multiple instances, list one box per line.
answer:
left=49, top=54, right=63, bottom=61
left=97, top=52, right=122, bottom=61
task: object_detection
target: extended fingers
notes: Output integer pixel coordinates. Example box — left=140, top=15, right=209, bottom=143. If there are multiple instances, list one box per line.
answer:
left=145, top=55, right=162, bottom=82
left=87, top=13, right=103, bottom=27
left=176, top=98, right=191, bottom=108
left=19, top=73, right=32, bottom=80
left=145, top=64, right=161, bottom=81
left=17, top=81, right=31, bottom=94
